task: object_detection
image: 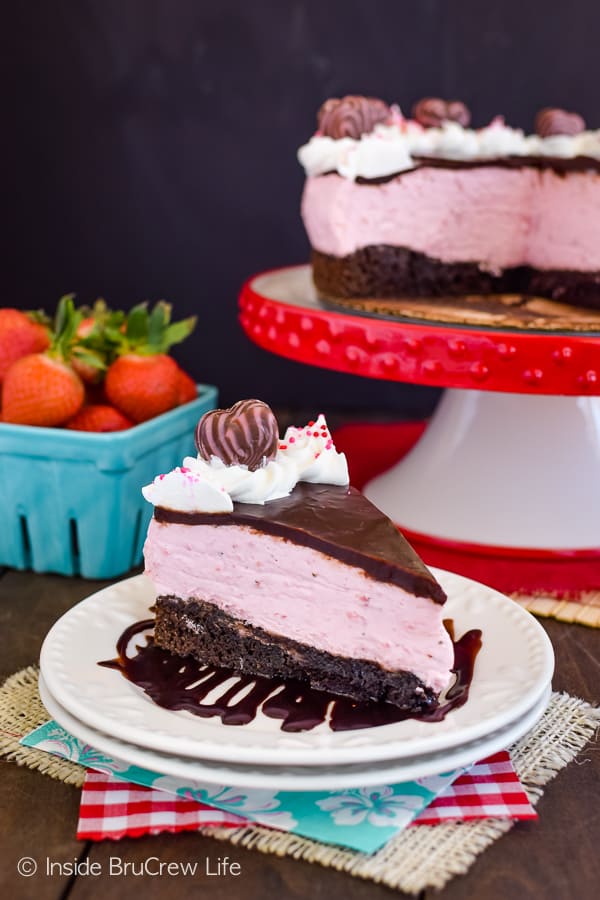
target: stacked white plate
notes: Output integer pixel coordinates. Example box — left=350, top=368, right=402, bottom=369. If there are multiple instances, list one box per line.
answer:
left=39, top=570, right=554, bottom=791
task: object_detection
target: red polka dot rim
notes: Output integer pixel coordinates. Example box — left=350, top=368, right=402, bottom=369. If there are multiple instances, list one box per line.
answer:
left=239, top=265, right=600, bottom=396
left=240, top=266, right=600, bottom=585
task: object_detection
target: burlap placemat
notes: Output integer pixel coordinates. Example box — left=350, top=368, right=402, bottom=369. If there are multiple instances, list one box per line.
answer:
left=514, top=592, right=600, bottom=627
left=1, top=665, right=598, bottom=894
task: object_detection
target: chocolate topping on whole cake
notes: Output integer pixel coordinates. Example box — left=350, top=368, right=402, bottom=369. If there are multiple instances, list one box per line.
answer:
left=535, top=107, right=586, bottom=137
left=317, top=95, right=390, bottom=139
left=412, top=97, right=471, bottom=128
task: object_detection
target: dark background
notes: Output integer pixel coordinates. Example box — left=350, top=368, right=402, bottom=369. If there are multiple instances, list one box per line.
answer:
left=3, top=0, right=598, bottom=413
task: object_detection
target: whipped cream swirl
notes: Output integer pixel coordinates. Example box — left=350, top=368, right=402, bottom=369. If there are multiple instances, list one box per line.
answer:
left=298, top=117, right=600, bottom=181
left=142, top=414, right=349, bottom=513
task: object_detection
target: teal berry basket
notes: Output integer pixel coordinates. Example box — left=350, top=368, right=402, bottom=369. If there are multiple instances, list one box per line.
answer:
left=0, top=383, right=217, bottom=579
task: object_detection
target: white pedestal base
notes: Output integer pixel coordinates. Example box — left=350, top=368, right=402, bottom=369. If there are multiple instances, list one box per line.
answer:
left=364, top=390, right=600, bottom=551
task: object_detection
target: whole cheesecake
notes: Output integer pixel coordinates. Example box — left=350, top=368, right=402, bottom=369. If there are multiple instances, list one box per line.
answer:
left=298, top=96, right=600, bottom=309
left=142, top=400, right=454, bottom=714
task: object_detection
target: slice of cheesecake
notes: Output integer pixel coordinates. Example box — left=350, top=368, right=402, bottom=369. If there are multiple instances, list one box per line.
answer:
left=142, top=401, right=454, bottom=714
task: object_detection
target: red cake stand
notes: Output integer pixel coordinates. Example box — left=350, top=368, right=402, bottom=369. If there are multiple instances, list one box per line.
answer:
left=239, top=265, right=600, bottom=594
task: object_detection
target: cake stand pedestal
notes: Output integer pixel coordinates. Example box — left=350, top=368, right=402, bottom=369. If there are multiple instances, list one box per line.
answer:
left=239, top=265, right=600, bottom=592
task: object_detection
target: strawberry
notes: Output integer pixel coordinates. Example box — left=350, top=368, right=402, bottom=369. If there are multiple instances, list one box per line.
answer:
left=105, top=354, right=181, bottom=422
left=104, top=302, right=196, bottom=423
left=71, top=354, right=104, bottom=385
left=1, top=296, right=84, bottom=427
left=66, top=404, right=133, bottom=432
left=176, top=367, right=197, bottom=405
left=2, top=355, right=84, bottom=426
left=0, top=308, right=50, bottom=382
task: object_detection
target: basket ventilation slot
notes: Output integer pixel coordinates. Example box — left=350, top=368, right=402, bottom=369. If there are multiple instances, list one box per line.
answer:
left=19, top=516, right=32, bottom=569
left=69, top=518, right=81, bottom=576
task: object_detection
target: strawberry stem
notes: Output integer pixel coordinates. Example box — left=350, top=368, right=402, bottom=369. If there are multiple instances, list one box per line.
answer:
left=49, top=295, right=83, bottom=362
left=117, top=301, right=196, bottom=355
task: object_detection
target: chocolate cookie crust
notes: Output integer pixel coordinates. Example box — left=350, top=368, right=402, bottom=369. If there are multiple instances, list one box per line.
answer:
left=312, top=246, right=600, bottom=310
left=154, top=595, right=438, bottom=712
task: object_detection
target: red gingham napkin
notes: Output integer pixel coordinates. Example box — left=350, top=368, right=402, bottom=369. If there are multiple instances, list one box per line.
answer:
left=77, top=776, right=245, bottom=840
left=77, top=751, right=535, bottom=841
left=413, top=751, right=537, bottom=825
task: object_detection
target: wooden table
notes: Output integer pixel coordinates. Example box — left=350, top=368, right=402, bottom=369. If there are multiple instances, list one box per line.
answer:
left=1, top=567, right=599, bottom=900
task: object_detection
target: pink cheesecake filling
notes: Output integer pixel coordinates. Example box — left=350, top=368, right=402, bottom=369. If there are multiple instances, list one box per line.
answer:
left=301, top=168, right=600, bottom=272
left=143, top=519, right=454, bottom=694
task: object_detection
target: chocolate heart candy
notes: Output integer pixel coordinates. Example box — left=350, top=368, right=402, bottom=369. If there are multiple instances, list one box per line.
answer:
left=196, top=399, right=279, bottom=471
left=535, top=107, right=585, bottom=137
left=413, top=97, right=471, bottom=128
left=317, top=95, right=390, bottom=139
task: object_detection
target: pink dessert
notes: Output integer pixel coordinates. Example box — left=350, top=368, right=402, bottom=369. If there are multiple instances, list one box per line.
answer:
left=142, top=400, right=455, bottom=713
left=298, top=95, right=600, bottom=307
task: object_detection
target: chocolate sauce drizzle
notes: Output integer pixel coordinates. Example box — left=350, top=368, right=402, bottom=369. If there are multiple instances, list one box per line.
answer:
left=99, top=618, right=481, bottom=733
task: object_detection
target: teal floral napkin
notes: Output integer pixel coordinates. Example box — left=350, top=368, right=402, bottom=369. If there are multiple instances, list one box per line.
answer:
left=22, top=720, right=465, bottom=853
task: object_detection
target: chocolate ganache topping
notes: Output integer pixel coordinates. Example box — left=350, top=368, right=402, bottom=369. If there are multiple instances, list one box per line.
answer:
left=535, top=107, right=586, bottom=137
left=317, top=95, right=391, bottom=139
left=155, top=482, right=446, bottom=604
left=195, top=399, right=279, bottom=471
left=413, top=97, right=471, bottom=128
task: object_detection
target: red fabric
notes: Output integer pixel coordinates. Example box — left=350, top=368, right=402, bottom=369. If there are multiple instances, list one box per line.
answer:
left=412, top=751, right=536, bottom=825
left=77, top=751, right=535, bottom=841
left=77, top=777, right=244, bottom=840
left=333, top=421, right=600, bottom=596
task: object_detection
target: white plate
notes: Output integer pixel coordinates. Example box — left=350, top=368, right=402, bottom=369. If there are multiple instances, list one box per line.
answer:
left=39, top=674, right=551, bottom=790
left=40, top=570, right=554, bottom=766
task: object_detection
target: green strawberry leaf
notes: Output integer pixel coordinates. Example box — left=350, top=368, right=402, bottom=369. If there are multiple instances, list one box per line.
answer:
left=26, top=308, right=52, bottom=327
left=125, top=304, right=149, bottom=345
left=163, top=316, right=197, bottom=349
left=54, top=294, right=76, bottom=338
left=88, top=300, right=196, bottom=357
left=147, top=301, right=171, bottom=351
left=72, top=348, right=107, bottom=372
left=49, top=295, right=83, bottom=362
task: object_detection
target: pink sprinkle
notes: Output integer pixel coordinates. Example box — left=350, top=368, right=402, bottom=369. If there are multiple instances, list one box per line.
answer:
left=308, top=420, right=315, bottom=427
left=289, top=436, right=296, bottom=443
left=180, top=467, right=190, bottom=473
left=315, top=451, right=321, bottom=459
left=280, top=444, right=287, bottom=450
left=158, top=474, right=166, bottom=480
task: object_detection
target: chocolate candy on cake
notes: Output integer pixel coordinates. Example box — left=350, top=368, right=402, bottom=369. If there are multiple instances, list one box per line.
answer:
left=195, top=399, right=279, bottom=471
left=317, top=95, right=390, bottom=139
left=535, top=107, right=586, bottom=137
left=412, top=97, right=471, bottom=128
